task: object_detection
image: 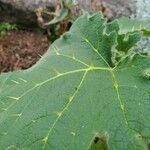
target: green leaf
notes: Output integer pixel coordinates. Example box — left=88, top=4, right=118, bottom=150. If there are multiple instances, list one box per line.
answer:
left=45, top=8, right=69, bottom=25
left=0, top=23, right=17, bottom=37
left=117, top=17, right=150, bottom=35
left=45, top=0, right=69, bottom=25
left=107, top=19, right=143, bottom=65
left=0, top=13, right=150, bottom=150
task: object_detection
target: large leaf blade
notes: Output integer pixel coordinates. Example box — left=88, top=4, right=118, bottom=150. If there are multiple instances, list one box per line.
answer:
left=0, top=13, right=150, bottom=150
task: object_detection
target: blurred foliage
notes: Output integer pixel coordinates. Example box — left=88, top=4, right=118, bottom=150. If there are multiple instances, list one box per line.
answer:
left=0, top=22, right=17, bottom=37
left=44, top=0, right=78, bottom=25
left=35, top=0, right=79, bottom=42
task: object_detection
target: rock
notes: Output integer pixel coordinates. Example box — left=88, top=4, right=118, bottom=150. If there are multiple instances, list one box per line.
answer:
left=0, top=1, right=37, bottom=27
left=135, top=0, right=150, bottom=52
left=0, top=0, right=55, bottom=27
left=79, top=0, right=136, bottom=20
left=0, top=0, right=136, bottom=28
left=0, top=0, right=54, bottom=11
left=135, top=0, right=150, bottom=20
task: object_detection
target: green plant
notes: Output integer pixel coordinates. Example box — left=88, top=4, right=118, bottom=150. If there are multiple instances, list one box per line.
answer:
left=44, top=0, right=78, bottom=25
left=0, top=13, right=150, bottom=150
left=36, top=0, right=78, bottom=42
left=0, top=22, right=17, bottom=37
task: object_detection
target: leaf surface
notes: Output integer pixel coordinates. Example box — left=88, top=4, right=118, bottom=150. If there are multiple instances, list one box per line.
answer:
left=0, top=13, right=150, bottom=150
left=118, top=17, right=150, bottom=35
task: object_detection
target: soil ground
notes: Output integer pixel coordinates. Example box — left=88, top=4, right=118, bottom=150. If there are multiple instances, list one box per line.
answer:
left=0, top=30, right=50, bottom=72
